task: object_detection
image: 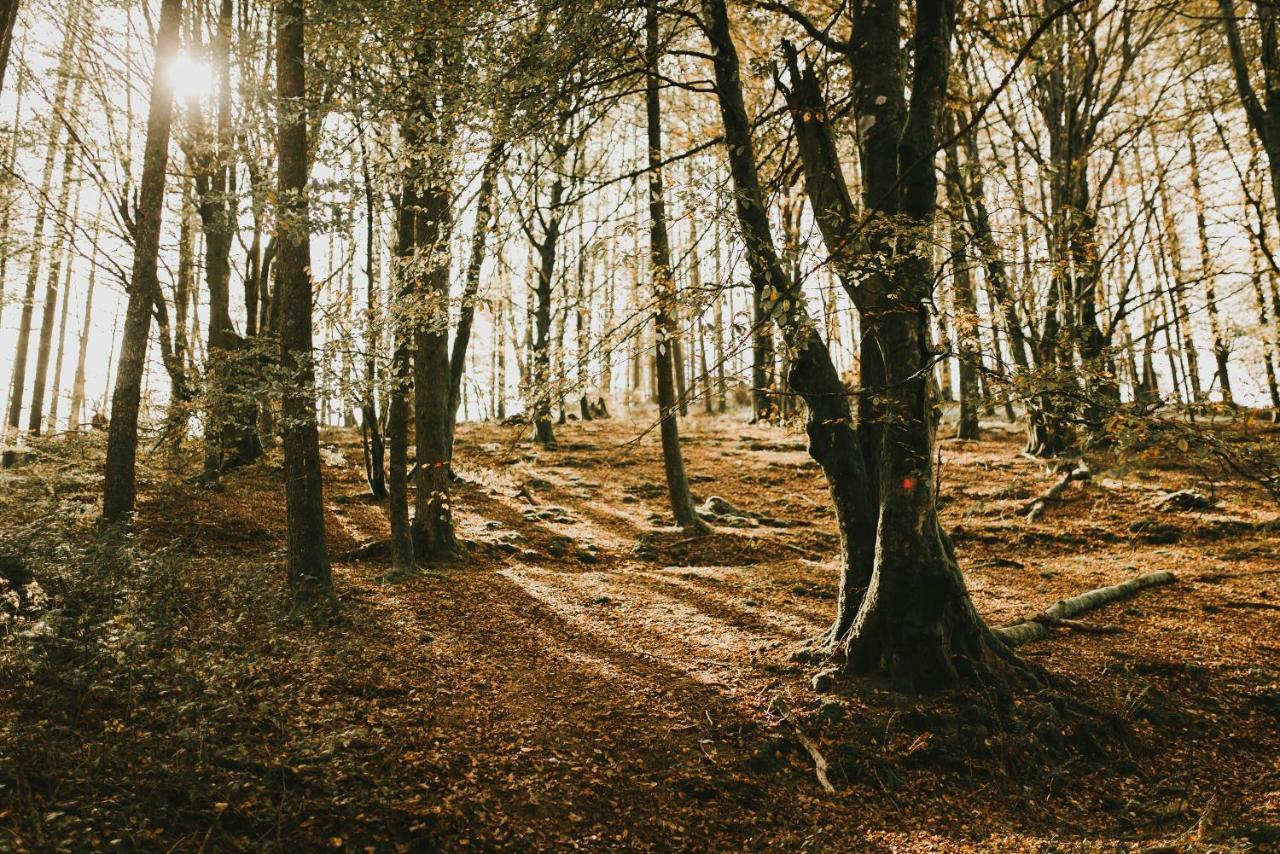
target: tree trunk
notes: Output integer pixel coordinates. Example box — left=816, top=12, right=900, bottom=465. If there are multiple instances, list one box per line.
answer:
left=45, top=186, right=81, bottom=432
left=1187, top=127, right=1233, bottom=405
left=199, top=0, right=261, bottom=478
left=406, top=178, right=457, bottom=562
left=646, top=0, right=707, bottom=534
left=69, top=219, right=100, bottom=432
left=274, top=0, right=332, bottom=605
left=706, top=10, right=876, bottom=656
left=944, top=132, right=979, bottom=439
left=767, top=12, right=1035, bottom=690
left=531, top=164, right=563, bottom=446
left=0, top=0, right=19, bottom=94
left=101, top=0, right=182, bottom=519
left=713, top=216, right=727, bottom=413
left=29, top=73, right=84, bottom=436
left=356, top=112, right=386, bottom=498
left=4, top=0, right=80, bottom=459
left=449, top=141, right=503, bottom=445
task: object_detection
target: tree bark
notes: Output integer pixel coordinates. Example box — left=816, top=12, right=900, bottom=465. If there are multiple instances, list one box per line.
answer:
left=646, top=0, right=707, bottom=534
left=274, top=0, right=332, bottom=605
left=705, top=7, right=876, bottom=655
left=1187, top=126, right=1233, bottom=405
left=69, top=220, right=100, bottom=432
left=944, top=131, right=979, bottom=439
left=44, top=185, right=81, bottom=432
left=4, top=0, right=80, bottom=460
left=101, top=0, right=182, bottom=520
left=410, top=177, right=458, bottom=562
left=448, top=141, right=504, bottom=444
left=768, top=7, right=1036, bottom=690
left=0, top=0, right=19, bottom=94
left=355, top=112, right=386, bottom=498
left=29, top=72, right=84, bottom=435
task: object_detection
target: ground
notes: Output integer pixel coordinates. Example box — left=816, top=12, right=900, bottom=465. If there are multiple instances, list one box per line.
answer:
left=1, top=407, right=1278, bottom=851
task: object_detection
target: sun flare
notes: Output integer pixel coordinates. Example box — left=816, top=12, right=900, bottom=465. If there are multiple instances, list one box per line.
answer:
left=168, top=50, right=213, bottom=102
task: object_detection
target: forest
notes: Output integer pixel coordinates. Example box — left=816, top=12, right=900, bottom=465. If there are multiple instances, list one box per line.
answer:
left=0, top=0, right=1278, bottom=849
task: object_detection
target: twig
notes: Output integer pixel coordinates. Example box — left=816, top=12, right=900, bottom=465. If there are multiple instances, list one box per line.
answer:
left=768, top=697, right=835, bottom=794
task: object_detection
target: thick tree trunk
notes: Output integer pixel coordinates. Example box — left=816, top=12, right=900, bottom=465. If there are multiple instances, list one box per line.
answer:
left=101, top=0, right=182, bottom=520
left=274, top=0, right=332, bottom=605
left=411, top=180, right=458, bottom=562
left=385, top=195, right=416, bottom=575
left=768, top=9, right=1035, bottom=690
left=198, top=0, right=261, bottom=478
left=706, top=8, right=876, bottom=653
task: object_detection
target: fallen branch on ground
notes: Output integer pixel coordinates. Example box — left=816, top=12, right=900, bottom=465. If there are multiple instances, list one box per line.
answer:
left=1021, top=461, right=1092, bottom=521
left=994, top=570, right=1176, bottom=646
left=1031, top=615, right=1122, bottom=634
left=1193, top=568, right=1280, bottom=583
left=768, top=697, right=835, bottom=794
left=1212, top=600, right=1280, bottom=612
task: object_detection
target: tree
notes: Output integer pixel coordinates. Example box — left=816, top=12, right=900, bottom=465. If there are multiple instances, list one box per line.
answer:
left=3, top=0, right=81, bottom=463
left=0, top=0, right=18, bottom=94
left=101, top=0, right=184, bottom=521
left=711, top=0, right=1038, bottom=690
left=275, top=0, right=333, bottom=606
left=646, top=0, right=707, bottom=534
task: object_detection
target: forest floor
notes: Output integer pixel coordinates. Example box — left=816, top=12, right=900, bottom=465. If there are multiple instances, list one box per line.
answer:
left=1, top=407, right=1279, bottom=851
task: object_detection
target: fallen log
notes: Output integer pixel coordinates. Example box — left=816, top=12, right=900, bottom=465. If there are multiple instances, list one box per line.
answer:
left=1021, top=461, right=1091, bottom=521
left=994, top=570, right=1176, bottom=646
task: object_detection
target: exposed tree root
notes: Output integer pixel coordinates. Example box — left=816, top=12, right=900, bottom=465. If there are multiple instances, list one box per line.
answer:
left=995, top=570, right=1176, bottom=646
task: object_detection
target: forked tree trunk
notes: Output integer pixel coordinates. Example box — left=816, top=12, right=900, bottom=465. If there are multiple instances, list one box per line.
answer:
left=531, top=161, right=564, bottom=446
left=274, top=0, right=332, bottom=605
left=705, top=9, right=876, bottom=654
left=734, top=10, right=1038, bottom=691
left=102, top=0, right=182, bottom=520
